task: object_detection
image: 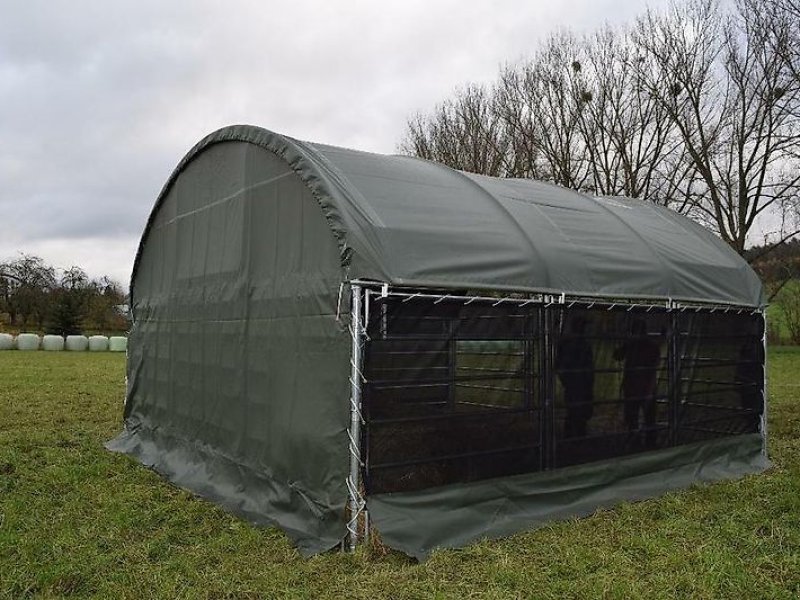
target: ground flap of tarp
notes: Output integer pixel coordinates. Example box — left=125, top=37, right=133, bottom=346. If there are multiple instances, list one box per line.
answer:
left=106, top=424, right=347, bottom=557
left=367, top=434, right=769, bottom=560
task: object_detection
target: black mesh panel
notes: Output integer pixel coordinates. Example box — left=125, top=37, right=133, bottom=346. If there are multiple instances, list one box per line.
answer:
left=552, top=308, right=670, bottom=468
left=363, top=295, right=541, bottom=493
left=361, top=292, right=763, bottom=494
left=675, top=312, right=763, bottom=443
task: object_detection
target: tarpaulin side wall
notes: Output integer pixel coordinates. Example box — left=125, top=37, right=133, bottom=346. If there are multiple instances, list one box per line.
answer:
left=107, top=141, right=351, bottom=555
left=367, top=433, right=768, bottom=560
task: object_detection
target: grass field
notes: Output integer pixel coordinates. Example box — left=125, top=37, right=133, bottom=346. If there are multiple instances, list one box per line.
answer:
left=766, top=280, right=800, bottom=344
left=1, top=349, right=799, bottom=599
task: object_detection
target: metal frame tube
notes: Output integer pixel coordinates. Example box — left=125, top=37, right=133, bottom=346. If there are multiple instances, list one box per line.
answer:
left=668, top=308, right=680, bottom=446
left=347, top=283, right=366, bottom=551
left=350, top=280, right=760, bottom=314
left=542, top=303, right=555, bottom=468
left=761, top=310, right=768, bottom=457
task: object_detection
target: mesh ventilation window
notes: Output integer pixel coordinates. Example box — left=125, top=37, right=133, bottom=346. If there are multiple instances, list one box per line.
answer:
left=552, top=308, right=671, bottom=468
left=363, top=296, right=541, bottom=494
left=361, top=293, right=764, bottom=495
left=676, top=312, right=763, bottom=443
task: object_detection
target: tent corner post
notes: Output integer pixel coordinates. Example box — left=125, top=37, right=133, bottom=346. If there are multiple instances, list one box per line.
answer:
left=761, top=309, right=769, bottom=458
left=346, top=283, right=367, bottom=551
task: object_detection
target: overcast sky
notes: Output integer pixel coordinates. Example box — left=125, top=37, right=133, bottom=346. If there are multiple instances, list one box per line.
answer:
left=1, top=0, right=656, bottom=287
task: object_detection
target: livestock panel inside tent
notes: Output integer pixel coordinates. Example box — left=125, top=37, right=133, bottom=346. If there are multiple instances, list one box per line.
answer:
left=362, top=294, right=544, bottom=494
left=359, top=286, right=765, bottom=497
left=549, top=306, right=763, bottom=469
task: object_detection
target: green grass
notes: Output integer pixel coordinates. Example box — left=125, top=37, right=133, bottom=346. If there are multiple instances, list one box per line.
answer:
left=767, top=279, right=800, bottom=343
left=1, top=349, right=799, bottom=599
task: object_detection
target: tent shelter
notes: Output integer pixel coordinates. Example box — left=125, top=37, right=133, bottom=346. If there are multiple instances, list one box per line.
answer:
left=108, top=125, right=769, bottom=559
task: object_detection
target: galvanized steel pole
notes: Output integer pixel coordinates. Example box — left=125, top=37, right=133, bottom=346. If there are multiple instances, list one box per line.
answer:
left=761, top=310, right=769, bottom=457
left=347, top=283, right=365, bottom=550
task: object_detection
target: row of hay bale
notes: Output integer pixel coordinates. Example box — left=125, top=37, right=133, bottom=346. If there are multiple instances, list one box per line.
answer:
left=0, top=333, right=127, bottom=352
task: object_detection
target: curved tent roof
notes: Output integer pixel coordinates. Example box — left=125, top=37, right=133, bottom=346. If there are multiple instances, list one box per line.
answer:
left=135, top=125, right=763, bottom=307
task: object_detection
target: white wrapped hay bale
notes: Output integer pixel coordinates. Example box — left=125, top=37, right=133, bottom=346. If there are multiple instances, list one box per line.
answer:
left=109, top=336, right=127, bottom=352
left=65, top=335, right=89, bottom=351
left=16, top=333, right=40, bottom=351
left=88, top=335, right=109, bottom=352
left=42, top=335, right=65, bottom=351
left=0, top=333, right=13, bottom=350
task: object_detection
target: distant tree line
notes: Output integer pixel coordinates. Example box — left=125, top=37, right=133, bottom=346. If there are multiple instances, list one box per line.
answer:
left=746, top=238, right=800, bottom=283
left=401, top=0, right=800, bottom=258
left=0, top=254, right=128, bottom=335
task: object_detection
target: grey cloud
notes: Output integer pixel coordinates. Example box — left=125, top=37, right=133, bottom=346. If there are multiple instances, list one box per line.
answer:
left=0, top=0, right=651, bottom=285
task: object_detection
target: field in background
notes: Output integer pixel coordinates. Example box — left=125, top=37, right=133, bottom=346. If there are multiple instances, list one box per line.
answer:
left=769, top=280, right=800, bottom=344
left=0, top=350, right=798, bottom=599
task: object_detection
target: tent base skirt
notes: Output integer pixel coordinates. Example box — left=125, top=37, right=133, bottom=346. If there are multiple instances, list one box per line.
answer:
left=367, top=433, right=769, bottom=560
left=106, top=423, right=347, bottom=557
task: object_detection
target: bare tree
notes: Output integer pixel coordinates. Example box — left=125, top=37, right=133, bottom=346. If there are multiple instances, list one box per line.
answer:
left=46, top=267, right=92, bottom=335
left=401, top=0, right=800, bottom=260
left=400, top=84, right=513, bottom=176
left=0, top=256, right=129, bottom=333
left=763, top=0, right=800, bottom=93
left=494, top=28, right=696, bottom=206
left=404, top=26, right=697, bottom=207
left=522, top=33, right=593, bottom=189
left=633, top=0, right=800, bottom=253
left=0, top=254, right=57, bottom=328
left=574, top=27, right=697, bottom=206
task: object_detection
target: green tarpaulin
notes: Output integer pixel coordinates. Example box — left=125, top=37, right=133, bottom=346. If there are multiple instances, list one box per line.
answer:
left=108, top=124, right=767, bottom=558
